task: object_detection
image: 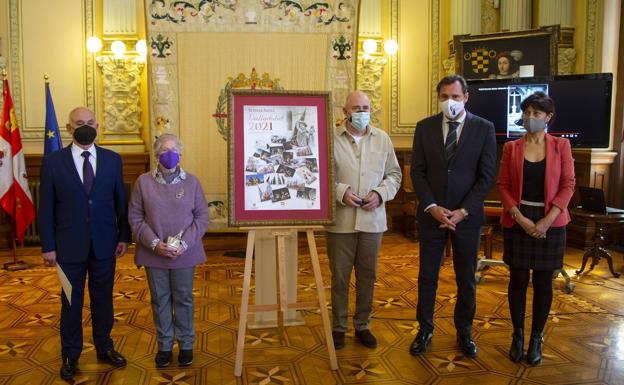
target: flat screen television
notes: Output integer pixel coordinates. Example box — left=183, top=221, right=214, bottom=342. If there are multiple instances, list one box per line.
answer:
left=466, top=73, right=613, bottom=148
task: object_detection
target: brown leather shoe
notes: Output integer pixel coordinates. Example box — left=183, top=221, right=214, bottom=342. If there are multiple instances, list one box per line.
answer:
left=97, top=349, right=127, bottom=367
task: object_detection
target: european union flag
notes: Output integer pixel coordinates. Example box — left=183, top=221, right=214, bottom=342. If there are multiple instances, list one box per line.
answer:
left=44, top=81, right=62, bottom=155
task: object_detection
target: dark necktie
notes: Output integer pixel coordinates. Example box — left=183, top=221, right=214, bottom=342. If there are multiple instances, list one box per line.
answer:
left=81, top=151, right=94, bottom=194
left=445, top=121, right=459, bottom=162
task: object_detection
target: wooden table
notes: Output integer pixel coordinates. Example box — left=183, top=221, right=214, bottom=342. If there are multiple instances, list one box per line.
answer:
left=570, top=208, right=624, bottom=278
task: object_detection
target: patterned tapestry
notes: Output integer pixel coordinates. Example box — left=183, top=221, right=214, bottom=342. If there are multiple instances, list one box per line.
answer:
left=145, top=0, right=359, bottom=137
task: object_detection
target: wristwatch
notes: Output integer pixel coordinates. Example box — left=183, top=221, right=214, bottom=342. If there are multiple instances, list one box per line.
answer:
left=510, top=211, right=518, bottom=220
left=459, top=208, right=469, bottom=218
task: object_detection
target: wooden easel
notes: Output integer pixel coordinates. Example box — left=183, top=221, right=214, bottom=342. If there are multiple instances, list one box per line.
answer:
left=234, top=226, right=338, bottom=377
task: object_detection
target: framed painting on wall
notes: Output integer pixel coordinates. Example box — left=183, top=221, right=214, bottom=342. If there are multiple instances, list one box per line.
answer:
left=454, top=25, right=559, bottom=81
left=228, top=90, right=335, bottom=227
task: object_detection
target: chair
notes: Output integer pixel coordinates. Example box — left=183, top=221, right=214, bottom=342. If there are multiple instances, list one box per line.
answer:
left=444, top=207, right=498, bottom=263
left=400, top=165, right=419, bottom=240
left=475, top=206, right=506, bottom=279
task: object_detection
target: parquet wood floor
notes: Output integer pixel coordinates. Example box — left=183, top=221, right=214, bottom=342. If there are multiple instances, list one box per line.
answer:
left=0, top=233, right=623, bottom=385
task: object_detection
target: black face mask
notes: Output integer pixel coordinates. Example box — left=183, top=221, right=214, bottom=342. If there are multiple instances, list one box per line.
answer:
left=73, top=125, right=97, bottom=145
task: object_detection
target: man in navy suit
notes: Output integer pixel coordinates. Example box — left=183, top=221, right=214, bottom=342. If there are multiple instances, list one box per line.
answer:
left=409, top=75, right=496, bottom=358
left=39, top=107, right=131, bottom=380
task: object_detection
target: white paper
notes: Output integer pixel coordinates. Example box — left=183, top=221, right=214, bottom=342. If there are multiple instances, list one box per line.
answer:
left=519, top=65, right=534, bottom=77
left=56, top=264, right=72, bottom=306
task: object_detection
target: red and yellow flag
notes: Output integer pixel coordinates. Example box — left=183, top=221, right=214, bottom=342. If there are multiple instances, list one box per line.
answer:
left=0, top=77, right=35, bottom=243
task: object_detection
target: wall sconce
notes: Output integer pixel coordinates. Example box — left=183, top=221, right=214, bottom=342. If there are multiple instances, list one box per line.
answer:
left=383, top=40, right=398, bottom=55
left=86, top=37, right=147, bottom=65
left=362, top=39, right=378, bottom=55
left=361, top=38, right=398, bottom=58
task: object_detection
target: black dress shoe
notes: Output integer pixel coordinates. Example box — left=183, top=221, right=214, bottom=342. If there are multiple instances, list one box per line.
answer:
left=355, top=329, right=377, bottom=348
left=457, top=334, right=478, bottom=358
left=97, top=349, right=127, bottom=368
left=508, top=328, right=524, bottom=362
left=60, top=356, right=78, bottom=380
left=526, top=331, right=543, bottom=365
left=178, top=349, right=193, bottom=366
left=155, top=351, right=172, bottom=368
left=409, top=331, right=433, bottom=356
left=332, top=331, right=345, bottom=350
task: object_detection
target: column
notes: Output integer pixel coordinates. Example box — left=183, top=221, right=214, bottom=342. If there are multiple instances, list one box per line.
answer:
left=359, top=0, right=382, bottom=37
left=537, top=0, right=573, bottom=27
left=537, top=0, right=576, bottom=74
left=500, top=0, right=531, bottom=31
left=601, top=0, right=621, bottom=73
left=446, top=0, right=481, bottom=76
left=451, top=0, right=482, bottom=36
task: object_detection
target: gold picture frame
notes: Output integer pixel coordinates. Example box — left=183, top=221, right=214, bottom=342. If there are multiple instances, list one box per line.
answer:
left=454, top=25, right=559, bottom=81
left=227, top=89, right=335, bottom=227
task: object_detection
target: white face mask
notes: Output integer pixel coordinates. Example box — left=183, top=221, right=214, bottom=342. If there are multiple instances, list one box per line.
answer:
left=439, top=99, right=465, bottom=120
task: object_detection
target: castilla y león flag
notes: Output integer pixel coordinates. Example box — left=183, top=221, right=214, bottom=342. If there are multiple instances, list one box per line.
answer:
left=0, top=78, right=35, bottom=243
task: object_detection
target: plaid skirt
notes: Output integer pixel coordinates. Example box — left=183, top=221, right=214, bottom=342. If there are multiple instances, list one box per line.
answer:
left=503, top=204, right=566, bottom=271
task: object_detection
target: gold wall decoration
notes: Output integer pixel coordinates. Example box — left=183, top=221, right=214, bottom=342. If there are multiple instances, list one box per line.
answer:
left=481, top=0, right=498, bottom=33
left=557, top=27, right=576, bottom=75
left=97, top=58, right=145, bottom=147
left=389, top=0, right=441, bottom=135
left=356, top=54, right=387, bottom=128
left=0, top=54, right=5, bottom=108
left=214, top=68, right=284, bottom=141
left=558, top=47, right=577, bottom=75
left=584, top=0, right=602, bottom=73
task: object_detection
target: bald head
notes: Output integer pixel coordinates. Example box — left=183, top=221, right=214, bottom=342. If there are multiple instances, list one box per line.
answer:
left=66, top=107, right=99, bottom=148
left=344, top=91, right=371, bottom=112
left=342, top=91, right=372, bottom=135
left=67, top=107, right=97, bottom=128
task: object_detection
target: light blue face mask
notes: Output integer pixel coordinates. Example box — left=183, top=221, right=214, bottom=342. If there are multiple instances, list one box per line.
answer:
left=350, top=111, right=370, bottom=131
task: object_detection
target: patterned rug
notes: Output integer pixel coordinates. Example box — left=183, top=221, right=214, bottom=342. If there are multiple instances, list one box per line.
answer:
left=0, top=234, right=623, bottom=384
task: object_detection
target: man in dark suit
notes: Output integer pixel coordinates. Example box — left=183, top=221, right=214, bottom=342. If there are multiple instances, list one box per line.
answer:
left=409, top=75, right=496, bottom=358
left=39, top=107, right=131, bottom=380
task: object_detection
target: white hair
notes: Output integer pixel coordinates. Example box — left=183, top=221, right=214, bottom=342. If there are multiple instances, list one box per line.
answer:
left=153, top=133, right=183, bottom=155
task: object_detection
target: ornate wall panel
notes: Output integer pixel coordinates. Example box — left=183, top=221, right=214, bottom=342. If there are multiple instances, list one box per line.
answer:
left=389, top=0, right=440, bottom=135
left=0, top=54, right=5, bottom=107
left=584, top=0, right=603, bottom=73
left=357, top=54, right=386, bottom=128
left=145, top=0, right=359, bottom=202
left=7, top=0, right=96, bottom=142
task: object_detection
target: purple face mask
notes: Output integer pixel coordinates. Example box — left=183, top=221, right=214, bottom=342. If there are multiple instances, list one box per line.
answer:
left=159, top=150, right=180, bottom=169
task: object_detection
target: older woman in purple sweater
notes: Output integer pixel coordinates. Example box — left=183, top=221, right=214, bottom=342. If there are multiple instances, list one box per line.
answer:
left=128, top=134, right=209, bottom=368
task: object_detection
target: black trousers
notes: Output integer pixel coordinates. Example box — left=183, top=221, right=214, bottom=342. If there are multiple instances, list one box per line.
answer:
left=417, top=225, right=481, bottom=335
left=508, top=268, right=553, bottom=332
left=59, top=246, right=116, bottom=360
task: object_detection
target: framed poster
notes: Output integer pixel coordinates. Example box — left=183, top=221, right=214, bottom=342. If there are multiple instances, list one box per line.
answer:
left=454, top=25, right=559, bottom=80
left=228, top=90, right=335, bottom=227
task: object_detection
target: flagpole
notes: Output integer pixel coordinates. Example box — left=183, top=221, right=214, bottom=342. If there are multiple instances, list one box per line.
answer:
left=4, top=217, right=28, bottom=271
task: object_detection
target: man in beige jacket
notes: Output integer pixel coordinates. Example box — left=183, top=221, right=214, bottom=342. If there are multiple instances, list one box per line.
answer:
left=326, top=91, right=402, bottom=350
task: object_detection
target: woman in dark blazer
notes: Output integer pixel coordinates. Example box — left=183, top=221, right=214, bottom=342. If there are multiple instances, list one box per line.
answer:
left=497, top=92, right=575, bottom=365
